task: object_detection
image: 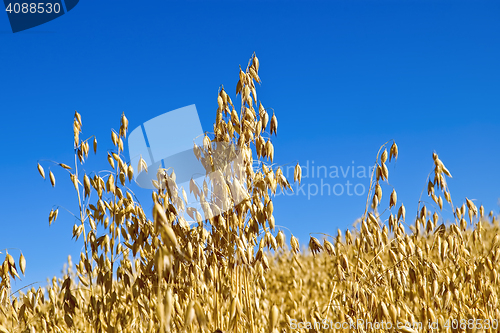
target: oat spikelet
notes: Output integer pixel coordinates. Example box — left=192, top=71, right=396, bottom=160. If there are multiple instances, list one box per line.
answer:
left=19, top=253, right=26, bottom=275
left=323, top=240, right=335, bottom=255
left=37, top=163, right=45, bottom=179
left=290, top=235, right=299, bottom=254
left=111, top=130, right=118, bottom=146
left=83, top=174, right=90, bottom=198
left=269, top=304, right=279, bottom=333
left=70, top=173, right=79, bottom=191
left=270, top=112, right=278, bottom=135
left=120, top=113, right=129, bottom=137
left=375, top=183, right=382, bottom=201
left=276, top=230, right=285, bottom=248
left=253, top=54, right=260, bottom=72
left=59, top=163, right=72, bottom=170
left=389, top=141, right=398, bottom=162
left=50, top=208, right=59, bottom=225
left=294, top=163, right=302, bottom=185
left=309, top=237, right=323, bottom=256
left=74, top=110, right=82, bottom=126
left=138, top=155, right=148, bottom=173
left=49, top=171, right=55, bottom=187
left=107, top=154, right=115, bottom=169
left=397, top=204, right=406, bottom=221
left=127, top=165, right=134, bottom=182
left=381, top=149, right=388, bottom=164
left=390, top=189, right=397, bottom=208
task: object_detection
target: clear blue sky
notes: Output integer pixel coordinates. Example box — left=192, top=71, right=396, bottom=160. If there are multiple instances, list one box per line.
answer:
left=1, top=0, right=499, bottom=292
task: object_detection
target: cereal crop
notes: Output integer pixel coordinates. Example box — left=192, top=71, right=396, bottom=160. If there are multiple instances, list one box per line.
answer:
left=1, top=54, right=499, bottom=333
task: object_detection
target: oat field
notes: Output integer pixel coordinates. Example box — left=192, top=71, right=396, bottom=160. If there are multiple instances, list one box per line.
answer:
left=1, top=54, right=499, bottom=333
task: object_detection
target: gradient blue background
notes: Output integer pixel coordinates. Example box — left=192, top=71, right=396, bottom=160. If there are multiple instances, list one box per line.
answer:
left=1, top=0, right=499, bottom=292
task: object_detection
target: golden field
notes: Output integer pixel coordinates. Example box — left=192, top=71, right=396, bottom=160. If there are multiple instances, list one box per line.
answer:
left=1, top=54, right=499, bottom=333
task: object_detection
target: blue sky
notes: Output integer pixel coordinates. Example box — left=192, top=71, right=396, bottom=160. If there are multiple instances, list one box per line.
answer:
left=1, top=0, right=499, bottom=291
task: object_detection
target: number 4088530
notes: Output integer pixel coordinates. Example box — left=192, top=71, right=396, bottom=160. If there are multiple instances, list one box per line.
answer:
left=444, top=319, right=498, bottom=330
left=5, top=3, right=61, bottom=14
